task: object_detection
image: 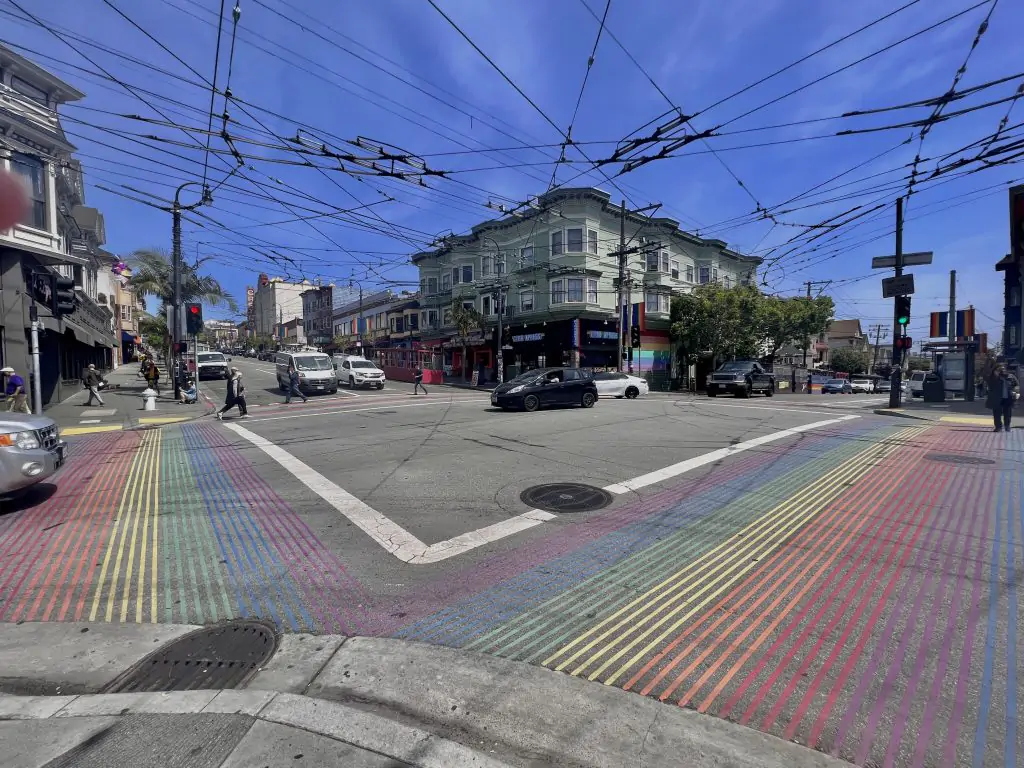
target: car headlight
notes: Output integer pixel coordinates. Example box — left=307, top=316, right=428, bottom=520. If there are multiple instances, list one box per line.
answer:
left=0, top=431, right=40, bottom=450
left=508, top=385, right=525, bottom=394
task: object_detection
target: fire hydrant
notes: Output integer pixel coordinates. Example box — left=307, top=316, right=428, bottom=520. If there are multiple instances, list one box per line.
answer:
left=142, top=387, right=157, bottom=411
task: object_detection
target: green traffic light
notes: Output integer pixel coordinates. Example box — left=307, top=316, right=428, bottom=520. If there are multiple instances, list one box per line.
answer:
left=897, top=315, right=909, bottom=325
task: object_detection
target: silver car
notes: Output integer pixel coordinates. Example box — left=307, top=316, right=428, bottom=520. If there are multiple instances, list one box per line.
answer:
left=0, top=412, right=68, bottom=500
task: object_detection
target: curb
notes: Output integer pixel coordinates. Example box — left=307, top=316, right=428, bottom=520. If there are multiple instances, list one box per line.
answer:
left=871, top=408, right=936, bottom=422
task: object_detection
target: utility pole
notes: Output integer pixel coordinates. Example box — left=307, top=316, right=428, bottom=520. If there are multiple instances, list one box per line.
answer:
left=617, top=199, right=626, bottom=372
left=495, top=287, right=505, bottom=384
left=171, top=182, right=211, bottom=401
left=889, top=198, right=904, bottom=409
left=868, top=323, right=888, bottom=372
left=948, top=269, right=956, bottom=343
left=801, top=280, right=831, bottom=368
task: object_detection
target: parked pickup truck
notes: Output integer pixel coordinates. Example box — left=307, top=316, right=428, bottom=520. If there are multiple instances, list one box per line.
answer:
left=706, top=360, right=775, bottom=398
left=0, top=412, right=68, bottom=501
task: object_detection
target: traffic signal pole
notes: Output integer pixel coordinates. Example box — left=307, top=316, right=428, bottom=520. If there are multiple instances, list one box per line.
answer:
left=171, top=182, right=211, bottom=401
left=889, top=198, right=904, bottom=409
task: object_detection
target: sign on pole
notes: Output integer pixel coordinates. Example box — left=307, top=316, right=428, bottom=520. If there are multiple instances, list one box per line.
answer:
left=871, top=251, right=933, bottom=269
left=881, top=273, right=915, bottom=298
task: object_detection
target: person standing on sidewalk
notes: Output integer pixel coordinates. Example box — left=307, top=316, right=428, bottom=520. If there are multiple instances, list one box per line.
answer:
left=1, top=366, right=30, bottom=413
left=413, top=365, right=428, bottom=395
left=82, top=364, right=105, bottom=406
left=986, top=363, right=1019, bottom=433
left=284, top=365, right=307, bottom=404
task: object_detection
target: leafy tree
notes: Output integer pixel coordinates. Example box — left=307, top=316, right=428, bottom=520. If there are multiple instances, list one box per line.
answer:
left=138, top=314, right=168, bottom=353
left=759, top=295, right=834, bottom=365
left=451, top=301, right=485, bottom=378
left=671, top=284, right=760, bottom=367
left=128, top=248, right=237, bottom=313
left=830, top=347, right=869, bottom=375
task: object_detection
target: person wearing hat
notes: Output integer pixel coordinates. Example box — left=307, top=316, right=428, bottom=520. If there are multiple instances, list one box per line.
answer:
left=82, top=363, right=105, bottom=406
left=1, top=365, right=29, bottom=413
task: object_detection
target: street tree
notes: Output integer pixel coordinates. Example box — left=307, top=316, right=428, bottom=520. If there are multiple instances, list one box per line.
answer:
left=450, top=301, right=486, bottom=379
left=760, top=295, right=834, bottom=366
left=670, top=284, right=760, bottom=367
left=138, top=314, right=168, bottom=353
left=128, top=248, right=237, bottom=314
left=830, top=347, right=869, bottom=375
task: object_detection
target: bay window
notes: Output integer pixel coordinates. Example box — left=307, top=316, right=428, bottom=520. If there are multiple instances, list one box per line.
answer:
left=452, top=267, right=460, bottom=285
left=550, top=279, right=566, bottom=305
left=481, top=255, right=491, bottom=275
left=567, top=278, right=584, bottom=303
left=588, top=228, right=598, bottom=254
left=646, top=251, right=659, bottom=271
left=496, top=252, right=506, bottom=275
left=551, top=230, right=563, bottom=256
left=10, top=153, right=46, bottom=230
left=567, top=228, right=583, bottom=252
left=713, top=266, right=719, bottom=282
left=482, top=295, right=492, bottom=315
left=462, top=264, right=473, bottom=283
left=699, top=266, right=710, bottom=284
left=645, top=292, right=668, bottom=313
left=442, top=272, right=451, bottom=290
left=660, top=252, right=670, bottom=273
left=427, top=276, right=438, bottom=294
left=520, top=245, right=534, bottom=267
left=520, top=289, right=534, bottom=311
left=686, top=264, right=694, bottom=282
left=671, top=260, right=680, bottom=279
left=587, top=279, right=598, bottom=304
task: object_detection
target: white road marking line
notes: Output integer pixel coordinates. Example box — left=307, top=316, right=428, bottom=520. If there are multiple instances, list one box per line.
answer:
left=244, top=397, right=490, bottom=423
left=604, top=414, right=860, bottom=494
left=80, top=419, right=101, bottom=424
left=688, top=400, right=842, bottom=416
left=225, top=413, right=859, bottom=564
left=224, top=421, right=556, bottom=564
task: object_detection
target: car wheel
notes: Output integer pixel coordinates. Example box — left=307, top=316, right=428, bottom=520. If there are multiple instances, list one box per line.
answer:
left=582, top=391, right=596, bottom=408
left=523, top=394, right=540, bottom=412
left=625, top=386, right=639, bottom=399
left=377, top=383, right=384, bottom=390
left=707, top=390, right=717, bottom=397
left=765, top=387, right=773, bottom=397
left=349, top=376, right=356, bottom=388
left=330, top=387, right=338, bottom=394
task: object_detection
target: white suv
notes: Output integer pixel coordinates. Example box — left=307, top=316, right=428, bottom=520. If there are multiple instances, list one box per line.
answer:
left=908, top=370, right=927, bottom=397
left=333, top=355, right=386, bottom=389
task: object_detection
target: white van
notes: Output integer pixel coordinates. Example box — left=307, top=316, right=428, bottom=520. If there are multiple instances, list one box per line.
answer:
left=332, top=354, right=386, bottom=389
left=908, top=370, right=927, bottom=398
left=276, top=351, right=338, bottom=395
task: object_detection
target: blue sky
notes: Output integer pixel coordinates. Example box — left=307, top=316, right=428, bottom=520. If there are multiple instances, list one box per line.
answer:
left=5, top=0, right=1021, bottom=346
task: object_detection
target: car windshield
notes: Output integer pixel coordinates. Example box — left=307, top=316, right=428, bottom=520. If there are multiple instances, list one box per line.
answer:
left=827, top=379, right=845, bottom=385
left=350, top=361, right=379, bottom=369
left=717, top=362, right=751, bottom=372
left=294, top=356, right=332, bottom=371
left=197, top=353, right=225, bottom=363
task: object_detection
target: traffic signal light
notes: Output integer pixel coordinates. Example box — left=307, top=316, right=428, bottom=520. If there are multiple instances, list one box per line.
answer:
left=53, top=274, right=76, bottom=317
left=630, top=325, right=641, bottom=348
left=895, top=295, right=911, bottom=326
left=895, top=336, right=913, bottom=351
left=185, top=302, right=203, bottom=336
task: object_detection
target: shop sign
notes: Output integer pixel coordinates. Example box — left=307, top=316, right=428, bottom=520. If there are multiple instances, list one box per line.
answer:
left=587, top=330, right=618, bottom=340
left=512, top=332, right=544, bottom=343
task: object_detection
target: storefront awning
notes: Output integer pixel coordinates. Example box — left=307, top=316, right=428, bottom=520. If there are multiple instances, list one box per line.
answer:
left=62, top=319, right=96, bottom=347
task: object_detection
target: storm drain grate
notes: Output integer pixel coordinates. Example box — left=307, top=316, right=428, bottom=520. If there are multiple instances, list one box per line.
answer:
left=102, top=620, right=278, bottom=693
left=925, top=453, right=997, bottom=466
left=521, top=483, right=613, bottom=513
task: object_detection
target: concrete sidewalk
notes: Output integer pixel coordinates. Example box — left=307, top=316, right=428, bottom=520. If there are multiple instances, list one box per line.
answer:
left=0, top=621, right=849, bottom=768
left=873, top=394, right=994, bottom=425
left=44, top=364, right=213, bottom=436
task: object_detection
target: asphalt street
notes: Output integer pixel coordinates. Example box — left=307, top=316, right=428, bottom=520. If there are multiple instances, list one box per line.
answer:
left=1, top=353, right=1019, bottom=767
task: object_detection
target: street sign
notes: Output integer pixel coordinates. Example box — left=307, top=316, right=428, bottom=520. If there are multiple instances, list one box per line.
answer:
left=882, top=273, right=915, bottom=298
left=871, top=251, right=933, bottom=269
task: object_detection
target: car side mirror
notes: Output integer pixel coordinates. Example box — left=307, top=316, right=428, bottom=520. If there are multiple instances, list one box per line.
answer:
left=227, top=358, right=232, bottom=362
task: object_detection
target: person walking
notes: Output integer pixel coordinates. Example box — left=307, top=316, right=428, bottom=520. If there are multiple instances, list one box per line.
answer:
left=986, top=363, right=1019, bottom=433
left=1, top=366, right=30, bottom=413
left=413, top=365, right=428, bottom=395
left=144, top=359, right=161, bottom=394
left=284, top=365, right=307, bottom=404
left=82, top=364, right=105, bottom=406
left=217, top=367, right=248, bottom=419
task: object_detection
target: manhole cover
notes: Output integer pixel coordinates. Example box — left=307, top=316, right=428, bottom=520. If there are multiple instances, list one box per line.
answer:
left=521, top=483, right=613, bottom=513
left=925, top=453, right=996, bottom=466
left=103, top=620, right=277, bottom=693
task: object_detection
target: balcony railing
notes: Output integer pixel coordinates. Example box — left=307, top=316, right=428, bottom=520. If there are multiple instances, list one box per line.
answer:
left=0, top=83, right=60, bottom=132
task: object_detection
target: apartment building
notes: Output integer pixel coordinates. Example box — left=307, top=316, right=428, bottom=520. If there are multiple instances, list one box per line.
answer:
left=413, top=187, right=760, bottom=381
left=251, top=273, right=312, bottom=338
left=0, top=44, right=118, bottom=405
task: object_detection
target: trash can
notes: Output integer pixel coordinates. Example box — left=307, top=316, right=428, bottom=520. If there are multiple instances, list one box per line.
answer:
left=922, top=372, right=945, bottom=402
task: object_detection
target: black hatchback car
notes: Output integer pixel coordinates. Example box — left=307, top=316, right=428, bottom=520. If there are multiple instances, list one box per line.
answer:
left=491, top=367, right=598, bottom=411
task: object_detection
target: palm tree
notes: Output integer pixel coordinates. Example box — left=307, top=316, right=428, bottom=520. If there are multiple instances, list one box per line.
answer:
left=128, top=248, right=238, bottom=313
left=450, top=301, right=486, bottom=380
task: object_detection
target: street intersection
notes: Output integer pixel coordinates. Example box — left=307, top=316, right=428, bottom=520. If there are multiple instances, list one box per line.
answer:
left=0, top=356, right=1019, bottom=767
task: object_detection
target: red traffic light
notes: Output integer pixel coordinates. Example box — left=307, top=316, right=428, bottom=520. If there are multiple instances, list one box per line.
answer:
left=188, top=305, right=201, bottom=314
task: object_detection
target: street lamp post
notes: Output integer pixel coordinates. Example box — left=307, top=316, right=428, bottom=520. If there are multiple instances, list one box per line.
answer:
left=171, top=181, right=211, bottom=400
left=348, top=279, right=364, bottom=353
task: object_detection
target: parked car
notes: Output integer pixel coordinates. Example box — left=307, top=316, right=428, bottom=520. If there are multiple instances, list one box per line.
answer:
left=875, top=378, right=892, bottom=393
left=908, top=370, right=927, bottom=398
left=332, top=354, right=386, bottom=389
left=850, top=378, right=874, bottom=394
left=592, top=371, right=649, bottom=399
left=1, top=412, right=68, bottom=501
left=490, top=367, right=598, bottom=411
left=276, top=351, right=338, bottom=394
left=822, top=378, right=853, bottom=394
left=706, top=360, right=774, bottom=398
left=195, top=351, right=230, bottom=380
